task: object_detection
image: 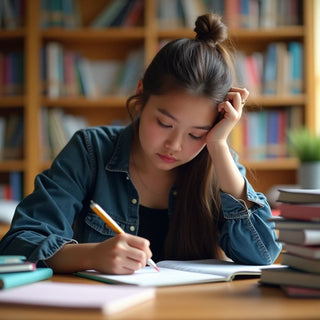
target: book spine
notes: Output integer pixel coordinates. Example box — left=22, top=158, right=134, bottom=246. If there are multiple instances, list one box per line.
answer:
left=0, top=268, right=53, bottom=290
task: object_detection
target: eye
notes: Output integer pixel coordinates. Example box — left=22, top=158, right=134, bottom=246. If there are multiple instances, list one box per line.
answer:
left=189, top=133, right=203, bottom=140
left=157, top=119, right=172, bottom=128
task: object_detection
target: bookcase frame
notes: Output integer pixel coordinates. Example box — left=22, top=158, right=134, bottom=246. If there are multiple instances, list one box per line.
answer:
left=0, top=0, right=318, bottom=197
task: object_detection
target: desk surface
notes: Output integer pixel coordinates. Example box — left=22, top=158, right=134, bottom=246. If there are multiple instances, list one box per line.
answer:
left=0, top=274, right=319, bottom=320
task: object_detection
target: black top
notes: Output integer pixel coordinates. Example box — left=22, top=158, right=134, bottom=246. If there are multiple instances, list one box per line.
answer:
left=138, top=205, right=169, bottom=262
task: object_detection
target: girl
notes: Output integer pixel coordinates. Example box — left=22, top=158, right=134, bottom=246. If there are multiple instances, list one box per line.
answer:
left=0, top=13, right=281, bottom=274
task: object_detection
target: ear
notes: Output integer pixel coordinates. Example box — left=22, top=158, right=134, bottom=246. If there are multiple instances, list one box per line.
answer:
left=136, top=80, right=143, bottom=94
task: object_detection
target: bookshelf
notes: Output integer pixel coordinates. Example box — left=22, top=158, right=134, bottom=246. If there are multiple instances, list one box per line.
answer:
left=0, top=0, right=318, bottom=199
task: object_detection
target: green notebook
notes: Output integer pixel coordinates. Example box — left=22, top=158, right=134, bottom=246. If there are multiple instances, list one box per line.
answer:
left=0, top=268, right=53, bottom=290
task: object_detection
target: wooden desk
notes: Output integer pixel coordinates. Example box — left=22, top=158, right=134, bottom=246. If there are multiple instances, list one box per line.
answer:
left=0, top=274, right=319, bottom=320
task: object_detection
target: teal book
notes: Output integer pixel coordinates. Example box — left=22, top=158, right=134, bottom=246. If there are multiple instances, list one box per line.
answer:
left=0, top=268, right=53, bottom=290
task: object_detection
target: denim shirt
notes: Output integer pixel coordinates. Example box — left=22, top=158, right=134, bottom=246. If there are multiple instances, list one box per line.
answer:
left=0, top=124, right=281, bottom=266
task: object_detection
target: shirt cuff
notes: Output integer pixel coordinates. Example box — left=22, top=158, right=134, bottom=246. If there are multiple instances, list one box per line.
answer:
left=220, top=177, right=266, bottom=218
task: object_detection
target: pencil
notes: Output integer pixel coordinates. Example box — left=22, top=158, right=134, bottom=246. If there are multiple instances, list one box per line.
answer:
left=90, top=200, right=160, bottom=272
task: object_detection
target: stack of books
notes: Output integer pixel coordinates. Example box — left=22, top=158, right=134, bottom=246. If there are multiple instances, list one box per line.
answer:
left=0, top=255, right=53, bottom=290
left=260, top=188, right=320, bottom=297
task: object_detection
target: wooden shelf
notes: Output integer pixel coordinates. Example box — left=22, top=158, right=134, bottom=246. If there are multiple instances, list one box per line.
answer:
left=0, top=160, right=25, bottom=171
left=42, top=96, right=127, bottom=108
left=247, top=95, right=306, bottom=107
left=0, top=97, right=25, bottom=107
left=241, top=158, right=299, bottom=170
left=41, top=28, right=146, bottom=41
left=157, top=25, right=304, bottom=40
left=0, top=0, right=317, bottom=196
left=0, top=29, right=25, bottom=38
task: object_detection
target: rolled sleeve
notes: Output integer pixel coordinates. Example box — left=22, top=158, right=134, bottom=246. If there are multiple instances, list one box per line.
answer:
left=0, top=130, right=93, bottom=265
left=219, top=177, right=282, bottom=265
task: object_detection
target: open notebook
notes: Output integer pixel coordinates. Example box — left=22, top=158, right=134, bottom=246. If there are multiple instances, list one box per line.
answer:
left=76, top=259, right=281, bottom=287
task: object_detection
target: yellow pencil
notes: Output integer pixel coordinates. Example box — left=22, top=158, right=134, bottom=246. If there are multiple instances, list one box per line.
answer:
left=90, top=200, right=160, bottom=272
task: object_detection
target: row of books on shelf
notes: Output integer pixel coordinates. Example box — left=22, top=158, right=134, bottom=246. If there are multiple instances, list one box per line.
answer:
left=0, top=106, right=303, bottom=162
left=229, top=106, right=303, bottom=160
left=39, top=0, right=302, bottom=31
left=43, top=42, right=144, bottom=99
left=42, top=40, right=303, bottom=100
left=260, top=188, right=320, bottom=298
left=0, top=108, right=89, bottom=162
left=235, top=42, right=303, bottom=97
left=0, top=0, right=25, bottom=30
left=0, top=171, right=23, bottom=202
left=0, top=51, right=24, bottom=97
left=0, top=114, right=24, bottom=161
left=158, top=0, right=302, bottom=30
left=40, top=0, right=144, bottom=29
left=40, top=108, right=89, bottom=159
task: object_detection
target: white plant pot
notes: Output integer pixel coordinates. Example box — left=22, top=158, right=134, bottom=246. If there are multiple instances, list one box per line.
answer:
left=298, top=161, right=320, bottom=189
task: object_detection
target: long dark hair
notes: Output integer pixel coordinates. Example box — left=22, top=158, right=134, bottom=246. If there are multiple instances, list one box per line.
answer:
left=127, top=13, right=234, bottom=260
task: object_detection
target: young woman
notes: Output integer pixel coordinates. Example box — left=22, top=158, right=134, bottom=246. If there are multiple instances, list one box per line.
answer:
left=0, top=13, right=281, bottom=274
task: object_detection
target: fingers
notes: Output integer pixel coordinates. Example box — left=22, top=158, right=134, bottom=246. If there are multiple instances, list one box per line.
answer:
left=229, top=87, right=249, bottom=106
left=97, top=233, right=152, bottom=275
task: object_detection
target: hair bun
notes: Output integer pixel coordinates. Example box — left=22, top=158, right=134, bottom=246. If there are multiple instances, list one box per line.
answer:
left=194, top=13, right=227, bottom=45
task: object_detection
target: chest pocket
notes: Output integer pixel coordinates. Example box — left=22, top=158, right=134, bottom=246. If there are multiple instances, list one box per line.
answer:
left=84, top=212, right=134, bottom=242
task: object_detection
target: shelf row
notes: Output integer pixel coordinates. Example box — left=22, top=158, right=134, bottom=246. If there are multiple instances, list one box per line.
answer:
left=0, top=0, right=303, bottom=31
left=0, top=0, right=312, bottom=197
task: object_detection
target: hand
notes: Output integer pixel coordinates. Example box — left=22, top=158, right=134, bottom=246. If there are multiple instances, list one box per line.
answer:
left=91, top=233, right=152, bottom=274
left=206, top=87, right=249, bottom=145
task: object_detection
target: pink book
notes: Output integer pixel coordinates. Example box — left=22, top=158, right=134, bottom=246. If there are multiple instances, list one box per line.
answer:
left=279, top=203, right=320, bottom=221
left=281, top=285, right=320, bottom=298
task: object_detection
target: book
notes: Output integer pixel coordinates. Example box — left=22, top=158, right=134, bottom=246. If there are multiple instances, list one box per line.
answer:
left=0, top=199, right=18, bottom=224
left=260, top=267, right=320, bottom=289
left=46, top=42, right=64, bottom=98
left=277, top=188, right=320, bottom=204
left=277, top=229, right=320, bottom=245
left=76, top=259, right=281, bottom=287
left=283, top=243, right=320, bottom=259
left=281, top=253, right=320, bottom=274
left=2, top=113, right=24, bottom=160
left=122, top=0, right=144, bottom=27
left=263, top=42, right=278, bottom=95
left=281, top=285, right=320, bottom=298
left=269, top=217, right=320, bottom=230
left=9, top=171, right=22, bottom=201
left=90, top=0, right=129, bottom=28
left=0, top=281, right=155, bottom=315
left=0, top=268, right=53, bottom=290
left=288, top=41, right=303, bottom=94
left=0, top=256, right=26, bottom=264
left=0, top=261, right=36, bottom=273
left=278, top=203, right=320, bottom=221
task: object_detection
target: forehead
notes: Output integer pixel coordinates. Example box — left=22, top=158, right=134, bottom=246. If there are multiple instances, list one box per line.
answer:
left=146, top=92, right=218, bottom=126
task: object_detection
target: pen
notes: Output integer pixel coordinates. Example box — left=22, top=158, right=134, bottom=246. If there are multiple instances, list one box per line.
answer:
left=90, top=200, right=160, bottom=272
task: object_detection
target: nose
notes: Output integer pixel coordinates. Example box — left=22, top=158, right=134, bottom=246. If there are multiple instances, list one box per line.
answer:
left=164, top=131, right=183, bottom=152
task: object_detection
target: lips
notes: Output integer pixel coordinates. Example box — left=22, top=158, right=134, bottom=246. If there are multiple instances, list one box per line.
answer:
left=157, top=153, right=177, bottom=163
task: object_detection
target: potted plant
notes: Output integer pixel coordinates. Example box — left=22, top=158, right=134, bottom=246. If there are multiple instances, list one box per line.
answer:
left=288, top=127, right=320, bottom=189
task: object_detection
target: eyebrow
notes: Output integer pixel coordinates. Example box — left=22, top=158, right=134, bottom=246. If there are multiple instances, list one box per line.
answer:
left=157, top=108, right=212, bottom=131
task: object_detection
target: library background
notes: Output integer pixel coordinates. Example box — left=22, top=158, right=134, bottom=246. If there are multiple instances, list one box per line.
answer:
left=0, top=0, right=319, bottom=216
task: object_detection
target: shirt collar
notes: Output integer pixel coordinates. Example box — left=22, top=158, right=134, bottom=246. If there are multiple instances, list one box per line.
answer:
left=105, top=124, right=134, bottom=173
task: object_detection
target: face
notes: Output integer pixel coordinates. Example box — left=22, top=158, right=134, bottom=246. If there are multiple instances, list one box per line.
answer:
left=137, top=90, right=218, bottom=171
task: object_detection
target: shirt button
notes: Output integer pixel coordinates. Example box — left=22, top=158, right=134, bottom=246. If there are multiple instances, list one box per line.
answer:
left=126, top=176, right=130, bottom=180
left=173, top=191, right=178, bottom=196
left=131, top=198, right=137, bottom=204
left=129, top=226, right=135, bottom=232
